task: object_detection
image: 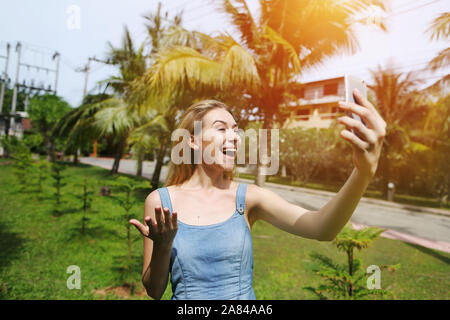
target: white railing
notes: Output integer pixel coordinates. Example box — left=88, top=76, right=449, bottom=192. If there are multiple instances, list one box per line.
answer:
left=292, top=112, right=339, bottom=121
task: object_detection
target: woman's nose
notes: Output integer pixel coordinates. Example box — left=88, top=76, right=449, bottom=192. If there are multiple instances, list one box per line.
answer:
left=225, top=129, right=240, bottom=142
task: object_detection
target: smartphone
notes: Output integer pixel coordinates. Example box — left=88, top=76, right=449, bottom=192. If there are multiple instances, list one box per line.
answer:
left=344, top=74, right=368, bottom=139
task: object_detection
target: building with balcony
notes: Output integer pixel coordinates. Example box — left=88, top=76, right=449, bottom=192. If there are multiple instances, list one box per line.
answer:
left=282, top=76, right=346, bottom=129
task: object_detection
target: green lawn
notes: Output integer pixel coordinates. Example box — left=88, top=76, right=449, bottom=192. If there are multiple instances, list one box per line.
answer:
left=0, top=162, right=449, bottom=299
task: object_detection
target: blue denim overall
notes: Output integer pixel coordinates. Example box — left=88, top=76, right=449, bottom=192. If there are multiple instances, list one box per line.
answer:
left=157, top=183, right=256, bottom=300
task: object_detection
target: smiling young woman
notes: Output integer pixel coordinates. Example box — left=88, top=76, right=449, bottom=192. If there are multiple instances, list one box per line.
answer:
left=129, top=95, right=386, bottom=300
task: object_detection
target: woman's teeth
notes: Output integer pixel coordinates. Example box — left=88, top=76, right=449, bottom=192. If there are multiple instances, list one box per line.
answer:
left=222, top=148, right=236, bottom=158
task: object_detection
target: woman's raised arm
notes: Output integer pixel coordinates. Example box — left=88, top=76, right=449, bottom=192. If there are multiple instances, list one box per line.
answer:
left=248, top=88, right=385, bottom=241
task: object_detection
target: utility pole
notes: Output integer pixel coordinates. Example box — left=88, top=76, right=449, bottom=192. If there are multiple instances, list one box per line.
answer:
left=79, top=56, right=111, bottom=98
left=52, top=52, right=60, bottom=95
left=82, top=58, right=91, bottom=98
left=0, top=42, right=10, bottom=114
left=10, top=42, right=22, bottom=135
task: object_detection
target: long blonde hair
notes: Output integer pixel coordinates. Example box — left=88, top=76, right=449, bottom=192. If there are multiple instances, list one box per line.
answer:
left=165, top=100, right=236, bottom=186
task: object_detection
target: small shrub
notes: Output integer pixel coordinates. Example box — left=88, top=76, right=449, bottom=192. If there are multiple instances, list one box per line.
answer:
left=303, top=224, right=400, bottom=300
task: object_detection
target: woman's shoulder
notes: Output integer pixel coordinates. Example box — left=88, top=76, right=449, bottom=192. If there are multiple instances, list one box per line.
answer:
left=145, top=189, right=162, bottom=207
left=241, top=183, right=263, bottom=211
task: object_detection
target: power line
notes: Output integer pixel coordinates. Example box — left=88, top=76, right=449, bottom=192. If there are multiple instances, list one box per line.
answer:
left=388, top=0, right=444, bottom=17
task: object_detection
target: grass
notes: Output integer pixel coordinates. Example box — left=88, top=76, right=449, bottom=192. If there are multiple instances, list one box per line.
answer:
left=236, top=173, right=450, bottom=211
left=0, top=161, right=449, bottom=300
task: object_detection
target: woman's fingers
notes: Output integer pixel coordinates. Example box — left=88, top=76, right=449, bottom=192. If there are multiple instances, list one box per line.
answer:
left=338, top=92, right=386, bottom=137
left=172, top=211, right=178, bottom=230
left=163, top=207, right=172, bottom=230
left=340, top=129, right=371, bottom=151
left=337, top=116, right=377, bottom=145
left=154, top=206, right=165, bottom=232
left=129, top=219, right=149, bottom=237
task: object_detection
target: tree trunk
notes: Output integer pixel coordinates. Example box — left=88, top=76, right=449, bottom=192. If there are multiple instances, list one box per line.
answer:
left=49, top=140, right=56, bottom=162
left=255, top=113, right=273, bottom=187
left=73, top=150, right=78, bottom=164
left=381, top=156, right=390, bottom=200
left=151, top=137, right=168, bottom=189
left=111, top=153, right=121, bottom=174
left=44, top=135, right=54, bottom=162
left=111, top=141, right=125, bottom=174
left=348, top=248, right=354, bottom=297
left=379, top=143, right=390, bottom=199
left=136, top=150, right=143, bottom=177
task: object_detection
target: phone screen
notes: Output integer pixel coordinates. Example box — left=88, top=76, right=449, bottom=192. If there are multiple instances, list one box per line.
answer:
left=344, top=74, right=368, bottom=138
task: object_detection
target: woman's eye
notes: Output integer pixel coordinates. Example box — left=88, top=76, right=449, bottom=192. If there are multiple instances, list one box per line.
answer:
left=218, top=128, right=226, bottom=131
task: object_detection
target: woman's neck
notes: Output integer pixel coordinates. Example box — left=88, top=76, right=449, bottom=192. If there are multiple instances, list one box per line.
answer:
left=181, top=165, right=231, bottom=191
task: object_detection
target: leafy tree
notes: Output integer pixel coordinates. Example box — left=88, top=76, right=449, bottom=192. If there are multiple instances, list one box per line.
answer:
left=0, top=84, right=27, bottom=115
left=27, top=94, right=71, bottom=161
left=303, top=224, right=399, bottom=300
left=280, top=124, right=349, bottom=186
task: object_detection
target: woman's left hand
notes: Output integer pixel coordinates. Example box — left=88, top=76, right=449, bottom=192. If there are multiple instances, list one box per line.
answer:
left=337, top=88, right=387, bottom=179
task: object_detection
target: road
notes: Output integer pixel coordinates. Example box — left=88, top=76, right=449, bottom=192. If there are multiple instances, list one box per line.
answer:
left=80, top=157, right=450, bottom=252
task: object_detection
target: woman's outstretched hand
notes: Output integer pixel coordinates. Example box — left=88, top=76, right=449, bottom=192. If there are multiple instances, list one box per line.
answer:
left=337, top=88, right=387, bottom=178
left=129, top=207, right=178, bottom=246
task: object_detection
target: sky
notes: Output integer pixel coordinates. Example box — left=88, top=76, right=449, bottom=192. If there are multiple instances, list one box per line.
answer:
left=0, top=0, right=449, bottom=108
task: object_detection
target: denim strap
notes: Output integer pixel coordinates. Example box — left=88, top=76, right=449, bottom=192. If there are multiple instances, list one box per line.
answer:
left=235, top=183, right=248, bottom=215
left=157, top=187, right=174, bottom=215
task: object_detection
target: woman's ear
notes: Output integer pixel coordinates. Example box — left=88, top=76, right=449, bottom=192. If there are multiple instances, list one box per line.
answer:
left=188, top=134, right=200, bottom=150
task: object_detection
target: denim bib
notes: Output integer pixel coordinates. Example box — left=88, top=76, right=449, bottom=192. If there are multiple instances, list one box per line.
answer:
left=157, top=183, right=255, bottom=300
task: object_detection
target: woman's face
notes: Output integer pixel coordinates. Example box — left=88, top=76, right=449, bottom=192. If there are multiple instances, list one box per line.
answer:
left=192, top=108, right=241, bottom=172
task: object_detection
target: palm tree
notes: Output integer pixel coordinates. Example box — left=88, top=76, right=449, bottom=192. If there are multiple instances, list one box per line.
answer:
left=52, top=93, right=112, bottom=163
left=137, top=0, right=389, bottom=186
left=91, top=98, right=140, bottom=174
left=94, top=25, right=149, bottom=173
left=104, top=26, right=147, bottom=99
left=54, top=94, right=144, bottom=175
left=368, top=65, right=430, bottom=199
left=126, top=3, right=190, bottom=186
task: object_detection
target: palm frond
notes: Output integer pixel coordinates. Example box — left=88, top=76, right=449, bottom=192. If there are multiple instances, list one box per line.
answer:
left=91, top=98, right=137, bottom=138
left=220, top=42, right=260, bottom=88
left=427, top=47, right=450, bottom=72
left=426, top=12, right=450, bottom=41
left=148, top=46, right=223, bottom=91
left=220, top=0, right=259, bottom=51
left=261, top=25, right=301, bottom=74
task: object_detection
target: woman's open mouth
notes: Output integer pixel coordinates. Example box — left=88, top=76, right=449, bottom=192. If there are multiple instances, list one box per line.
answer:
left=221, top=147, right=236, bottom=160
